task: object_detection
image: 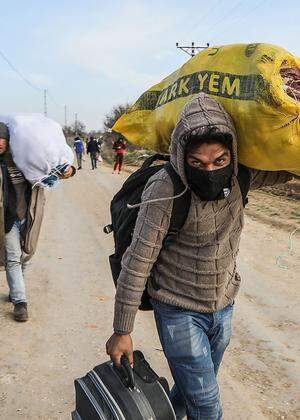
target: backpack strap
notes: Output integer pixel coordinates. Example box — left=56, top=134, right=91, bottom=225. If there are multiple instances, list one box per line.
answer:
left=150, top=162, right=250, bottom=293
left=163, top=162, right=250, bottom=240
left=237, top=164, right=251, bottom=207
left=164, top=162, right=191, bottom=242
left=140, top=153, right=170, bottom=170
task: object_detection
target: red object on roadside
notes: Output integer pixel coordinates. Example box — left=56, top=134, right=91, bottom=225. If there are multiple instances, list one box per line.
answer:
left=113, top=139, right=126, bottom=172
left=113, top=139, right=126, bottom=154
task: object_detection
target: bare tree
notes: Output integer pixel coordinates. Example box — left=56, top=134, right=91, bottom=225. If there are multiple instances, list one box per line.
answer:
left=71, top=120, right=86, bottom=136
left=63, top=120, right=87, bottom=138
left=103, top=103, right=131, bottom=131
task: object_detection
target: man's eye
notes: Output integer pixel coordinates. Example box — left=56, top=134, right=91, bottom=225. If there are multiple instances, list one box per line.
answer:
left=216, top=158, right=225, bottom=164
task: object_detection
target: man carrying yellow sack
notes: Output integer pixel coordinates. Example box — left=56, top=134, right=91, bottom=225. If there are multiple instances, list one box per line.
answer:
left=106, top=93, right=298, bottom=419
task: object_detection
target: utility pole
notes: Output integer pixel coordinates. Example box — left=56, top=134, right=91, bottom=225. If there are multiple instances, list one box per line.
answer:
left=75, top=112, right=78, bottom=135
left=176, top=41, right=210, bottom=57
left=43, top=89, right=48, bottom=116
left=64, top=105, right=67, bottom=127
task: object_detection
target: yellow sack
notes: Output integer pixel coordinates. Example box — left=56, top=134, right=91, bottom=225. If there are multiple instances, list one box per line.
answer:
left=113, top=43, right=300, bottom=176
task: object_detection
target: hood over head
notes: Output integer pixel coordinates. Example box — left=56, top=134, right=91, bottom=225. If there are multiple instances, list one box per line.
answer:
left=170, top=93, right=239, bottom=186
left=127, top=93, right=239, bottom=210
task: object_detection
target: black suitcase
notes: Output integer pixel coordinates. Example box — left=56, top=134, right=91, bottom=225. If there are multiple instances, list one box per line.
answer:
left=72, top=350, right=176, bottom=420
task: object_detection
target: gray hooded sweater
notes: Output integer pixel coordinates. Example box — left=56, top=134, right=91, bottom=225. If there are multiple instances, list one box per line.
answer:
left=113, top=93, right=293, bottom=334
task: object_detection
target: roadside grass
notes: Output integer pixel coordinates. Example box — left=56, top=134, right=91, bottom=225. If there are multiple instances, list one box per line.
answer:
left=101, top=143, right=154, bottom=167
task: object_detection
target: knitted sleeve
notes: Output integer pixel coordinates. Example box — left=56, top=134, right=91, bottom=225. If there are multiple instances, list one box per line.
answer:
left=113, top=171, right=174, bottom=334
left=250, top=169, right=294, bottom=190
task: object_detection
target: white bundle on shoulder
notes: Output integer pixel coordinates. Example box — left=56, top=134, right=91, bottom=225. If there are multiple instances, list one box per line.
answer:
left=0, top=113, right=74, bottom=185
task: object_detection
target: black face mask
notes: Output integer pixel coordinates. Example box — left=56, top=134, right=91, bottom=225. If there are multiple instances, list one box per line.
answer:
left=185, top=163, right=234, bottom=201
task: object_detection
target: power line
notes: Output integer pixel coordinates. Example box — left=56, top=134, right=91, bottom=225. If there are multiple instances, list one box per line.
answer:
left=0, top=49, right=42, bottom=92
left=64, top=105, right=68, bottom=126
left=44, top=89, right=48, bottom=116
left=0, top=48, right=76, bottom=125
left=199, top=0, right=246, bottom=41
left=208, top=0, right=268, bottom=44
left=0, top=48, right=63, bottom=107
left=181, top=0, right=225, bottom=39
left=75, top=112, right=78, bottom=134
left=47, top=90, right=64, bottom=108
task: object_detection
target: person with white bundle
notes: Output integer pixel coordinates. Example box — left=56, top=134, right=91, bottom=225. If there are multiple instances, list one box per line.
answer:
left=0, top=117, right=75, bottom=322
left=0, top=113, right=75, bottom=188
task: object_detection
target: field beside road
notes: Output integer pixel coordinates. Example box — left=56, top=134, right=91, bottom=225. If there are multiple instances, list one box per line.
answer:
left=0, top=164, right=299, bottom=419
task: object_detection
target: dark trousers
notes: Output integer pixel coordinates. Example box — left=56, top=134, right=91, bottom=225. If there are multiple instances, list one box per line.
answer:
left=76, top=153, right=83, bottom=168
left=114, top=154, right=124, bottom=172
left=90, top=153, right=98, bottom=169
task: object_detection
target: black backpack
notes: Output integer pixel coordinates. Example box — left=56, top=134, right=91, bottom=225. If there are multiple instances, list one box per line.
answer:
left=104, top=154, right=251, bottom=311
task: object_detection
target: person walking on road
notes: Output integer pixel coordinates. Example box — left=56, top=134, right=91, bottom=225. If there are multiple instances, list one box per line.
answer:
left=0, top=123, right=46, bottom=322
left=96, top=137, right=104, bottom=149
left=87, top=136, right=100, bottom=170
left=112, top=137, right=126, bottom=174
left=74, top=136, right=85, bottom=170
left=106, top=93, right=298, bottom=419
left=0, top=122, right=75, bottom=322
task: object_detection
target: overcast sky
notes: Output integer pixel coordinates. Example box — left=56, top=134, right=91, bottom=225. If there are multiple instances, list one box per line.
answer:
left=0, top=0, right=299, bottom=130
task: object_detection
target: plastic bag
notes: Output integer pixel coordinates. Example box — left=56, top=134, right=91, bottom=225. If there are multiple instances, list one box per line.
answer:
left=113, top=43, right=300, bottom=176
left=0, top=113, right=74, bottom=184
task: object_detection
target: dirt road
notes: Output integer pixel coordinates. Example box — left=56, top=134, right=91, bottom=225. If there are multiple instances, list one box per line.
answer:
left=0, top=165, right=299, bottom=420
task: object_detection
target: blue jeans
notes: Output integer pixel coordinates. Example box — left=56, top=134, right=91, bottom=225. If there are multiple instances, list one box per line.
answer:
left=151, top=299, right=233, bottom=420
left=76, top=152, right=83, bottom=168
left=5, top=220, right=28, bottom=304
left=90, top=153, right=98, bottom=169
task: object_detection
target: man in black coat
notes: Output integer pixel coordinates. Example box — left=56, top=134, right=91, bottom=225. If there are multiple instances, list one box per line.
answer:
left=87, top=136, right=100, bottom=170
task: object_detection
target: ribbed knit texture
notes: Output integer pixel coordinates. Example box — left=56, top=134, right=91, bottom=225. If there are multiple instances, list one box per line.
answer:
left=113, top=93, right=293, bottom=334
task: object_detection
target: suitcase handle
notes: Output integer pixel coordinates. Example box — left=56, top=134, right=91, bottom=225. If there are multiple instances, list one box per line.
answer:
left=120, top=356, right=135, bottom=390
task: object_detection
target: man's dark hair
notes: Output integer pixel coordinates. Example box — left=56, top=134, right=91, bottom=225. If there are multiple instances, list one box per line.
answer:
left=0, top=122, right=10, bottom=141
left=70, top=166, right=77, bottom=177
left=186, top=128, right=232, bottom=154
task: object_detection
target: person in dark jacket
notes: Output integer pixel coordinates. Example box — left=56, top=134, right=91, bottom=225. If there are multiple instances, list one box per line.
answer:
left=0, top=123, right=45, bottom=322
left=0, top=123, right=75, bottom=322
left=87, top=136, right=100, bottom=170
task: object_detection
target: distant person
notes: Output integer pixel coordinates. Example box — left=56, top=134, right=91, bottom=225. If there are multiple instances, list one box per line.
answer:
left=87, top=136, right=100, bottom=170
left=0, top=122, right=75, bottom=322
left=96, top=137, right=104, bottom=149
left=112, top=138, right=126, bottom=174
left=96, top=137, right=104, bottom=163
left=74, top=136, right=85, bottom=170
